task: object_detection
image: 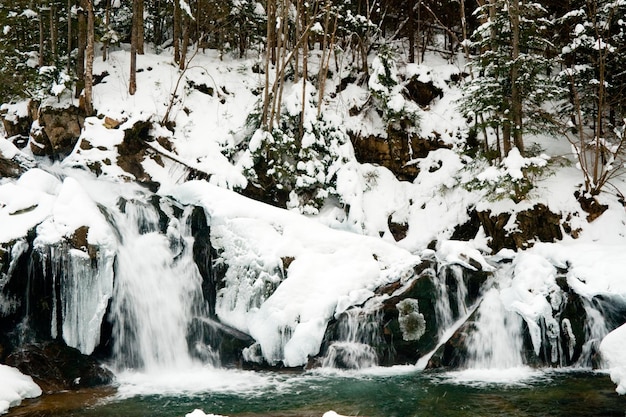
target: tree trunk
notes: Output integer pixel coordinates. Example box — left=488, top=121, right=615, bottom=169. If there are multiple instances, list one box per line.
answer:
left=67, top=0, right=72, bottom=74
left=103, top=0, right=110, bottom=61
left=83, top=0, right=95, bottom=114
left=408, top=2, right=415, bottom=63
left=179, top=14, right=190, bottom=70
left=137, top=0, right=145, bottom=54
left=50, top=2, right=58, bottom=63
left=38, top=6, right=45, bottom=67
left=509, top=0, right=524, bottom=154
left=173, top=0, right=181, bottom=63
left=129, top=0, right=138, bottom=95
left=75, top=1, right=86, bottom=99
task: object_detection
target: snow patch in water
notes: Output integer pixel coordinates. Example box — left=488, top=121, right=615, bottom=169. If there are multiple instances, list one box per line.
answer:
left=441, top=367, right=545, bottom=387
left=114, top=368, right=286, bottom=399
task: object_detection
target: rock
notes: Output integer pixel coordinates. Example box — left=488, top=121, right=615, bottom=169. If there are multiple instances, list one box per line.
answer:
left=477, top=204, right=563, bottom=252
left=5, top=341, right=113, bottom=392
left=403, top=77, right=443, bottom=107
left=0, top=156, right=22, bottom=178
left=388, top=215, right=409, bottom=241
left=116, top=120, right=162, bottom=191
left=30, top=105, right=86, bottom=157
left=350, top=130, right=448, bottom=181
left=103, top=116, right=122, bottom=129
left=1, top=100, right=38, bottom=149
left=575, top=191, right=608, bottom=222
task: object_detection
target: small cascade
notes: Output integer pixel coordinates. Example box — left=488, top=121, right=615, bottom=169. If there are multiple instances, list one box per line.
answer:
left=465, top=288, right=525, bottom=369
left=109, top=199, right=208, bottom=371
left=321, top=308, right=381, bottom=369
left=433, top=264, right=470, bottom=335
left=576, top=299, right=611, bottom=367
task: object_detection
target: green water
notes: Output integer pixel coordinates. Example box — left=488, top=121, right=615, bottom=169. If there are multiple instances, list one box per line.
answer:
left=10, top=368, right=626, bottom=417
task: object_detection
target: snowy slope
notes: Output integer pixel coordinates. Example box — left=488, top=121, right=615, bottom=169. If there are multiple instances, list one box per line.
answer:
left=1, top=43, right=626, bottom=393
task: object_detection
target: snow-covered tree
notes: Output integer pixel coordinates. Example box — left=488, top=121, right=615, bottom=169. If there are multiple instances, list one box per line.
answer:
left=557, top=0, right=626, bottom=195
left=461, top=0, right=561, bottom=159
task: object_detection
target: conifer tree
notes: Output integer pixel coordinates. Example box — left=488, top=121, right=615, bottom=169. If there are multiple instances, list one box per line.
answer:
left=461, top=0, right=561, bottom=158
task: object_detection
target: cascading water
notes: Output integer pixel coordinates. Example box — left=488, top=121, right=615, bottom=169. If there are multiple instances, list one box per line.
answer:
left=322, top=308, right=381, bottom=369
left=109, top=199, right=208, bottom=371
left=464, top=287, right=525, bottom=369
left=433, top=264, right=470, bottom=334
left=576, top=300, right=610, bottom=367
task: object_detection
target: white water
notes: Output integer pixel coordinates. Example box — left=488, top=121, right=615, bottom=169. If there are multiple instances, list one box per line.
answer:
left=321, top=309, right=381, bottom=369
left=109, top=200, right=206, bottom=371
left=433, top=264, right=470, bottom=334
left=465, top=287, right=525, bottom=369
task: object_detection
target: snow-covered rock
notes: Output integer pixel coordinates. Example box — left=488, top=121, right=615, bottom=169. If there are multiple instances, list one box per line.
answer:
left=0, top=365, right=41, bottom=415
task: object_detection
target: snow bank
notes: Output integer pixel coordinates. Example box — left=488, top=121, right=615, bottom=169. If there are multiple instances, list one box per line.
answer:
left=600, top=323, right=626, bottom=394
left=0, top=365, right=41, bottom=415
left=166, top=181, right=420, bottom=366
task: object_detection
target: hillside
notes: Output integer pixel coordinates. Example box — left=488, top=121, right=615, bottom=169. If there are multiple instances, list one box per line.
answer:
left=2, top=40, right=626, bottom=414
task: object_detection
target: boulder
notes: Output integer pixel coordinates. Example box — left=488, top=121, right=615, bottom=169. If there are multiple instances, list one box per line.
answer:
left=5, top=341, right=113, bottom=392
left=30, top=105, right=85, bottom=157
left=476, top=204, right=563, bottom=252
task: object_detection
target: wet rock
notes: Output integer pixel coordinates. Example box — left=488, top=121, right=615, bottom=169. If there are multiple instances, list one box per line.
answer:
left=5, top=341, right=113, bottom=392
left=189, top=317, right=255, bottom=367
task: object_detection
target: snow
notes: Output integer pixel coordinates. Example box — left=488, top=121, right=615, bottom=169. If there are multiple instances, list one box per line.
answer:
left=0, top=38, right=625, bottom=394
left=167, top=180, right=420, bottom=366
left=180, top=409, right=347, bottom=417
left=0, top=365, right=42, bottom=415
left=600, top=323, right=626, bottom=394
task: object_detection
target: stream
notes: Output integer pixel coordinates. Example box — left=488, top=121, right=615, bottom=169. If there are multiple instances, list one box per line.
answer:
left=8, top=367, right=626, bottom=417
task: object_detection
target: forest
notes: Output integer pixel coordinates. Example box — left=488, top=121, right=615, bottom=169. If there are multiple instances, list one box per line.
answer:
left=1, top=0, right=625, bottom=206
left=3, top=2, right=626, bottom=415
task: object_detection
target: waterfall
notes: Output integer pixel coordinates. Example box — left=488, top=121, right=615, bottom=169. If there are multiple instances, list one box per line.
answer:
left=321, top=309, right=381, bottom=369
left=109, top=199, right=207, bottom=371
left=576, top=300, right=610, bottom=367
left=465, top=288, right=525, bottom=369
left=433, top=264, right=470, bottom=334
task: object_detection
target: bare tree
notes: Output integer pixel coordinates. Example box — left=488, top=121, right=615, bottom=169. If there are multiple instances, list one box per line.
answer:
left=129, top=0, right=138, bottom=95
left=83, top=0, right=95, bottom=114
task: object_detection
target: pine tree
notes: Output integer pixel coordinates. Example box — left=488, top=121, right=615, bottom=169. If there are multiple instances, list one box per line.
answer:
left=461, top=0, right=561, bottom=158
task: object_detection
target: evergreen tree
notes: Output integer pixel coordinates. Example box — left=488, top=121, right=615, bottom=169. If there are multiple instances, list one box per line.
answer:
left=461, top=0, right=561, bottom=158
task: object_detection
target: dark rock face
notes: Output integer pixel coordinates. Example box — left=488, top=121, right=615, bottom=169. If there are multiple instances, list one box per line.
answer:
left=30, top=105, right=86, bottom=157
left=403, top=78, right=443, bottom=107
left=6, top=341, right=113, bottom=392
left=0, top=155, right=23, bottom=178
left=350, top=132, right=448, bottom=182
left=316, top=259, right=490, bottom=368
left=476, top=204, right=563, bottom=252
left=1, top=100, right=38, bottom=149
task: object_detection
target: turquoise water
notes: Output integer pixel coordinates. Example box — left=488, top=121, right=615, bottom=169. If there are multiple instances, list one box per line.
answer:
left=10, top=368, right=626, bottom=417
